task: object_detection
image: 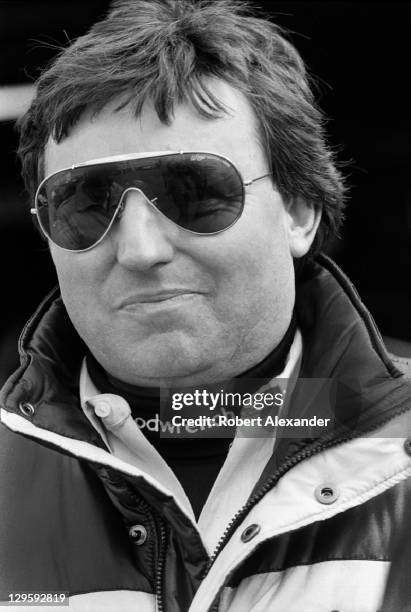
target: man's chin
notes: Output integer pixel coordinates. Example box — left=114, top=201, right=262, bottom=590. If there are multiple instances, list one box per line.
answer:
left=98, top=337, right=217, bottom=387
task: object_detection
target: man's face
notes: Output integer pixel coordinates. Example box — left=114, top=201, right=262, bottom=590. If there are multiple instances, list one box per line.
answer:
left=45, top=80, right=310, bottom=386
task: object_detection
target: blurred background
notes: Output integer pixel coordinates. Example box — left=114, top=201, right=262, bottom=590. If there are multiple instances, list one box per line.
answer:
left=0, top=1, right=410, bottom=386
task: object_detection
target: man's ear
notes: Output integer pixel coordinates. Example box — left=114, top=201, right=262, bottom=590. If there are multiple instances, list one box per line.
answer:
left=285, top=196, right=322, bottom=258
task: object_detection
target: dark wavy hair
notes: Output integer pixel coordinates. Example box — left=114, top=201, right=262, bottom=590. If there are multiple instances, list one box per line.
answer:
left=17, top=0, right=346, bottom=254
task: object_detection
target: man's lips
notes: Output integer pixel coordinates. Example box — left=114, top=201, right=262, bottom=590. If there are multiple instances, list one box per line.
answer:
left=117, top=290, right=204, bottom=306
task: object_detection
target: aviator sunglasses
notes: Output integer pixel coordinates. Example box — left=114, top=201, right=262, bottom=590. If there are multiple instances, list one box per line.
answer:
left=31, top=151, right=272, bottom=252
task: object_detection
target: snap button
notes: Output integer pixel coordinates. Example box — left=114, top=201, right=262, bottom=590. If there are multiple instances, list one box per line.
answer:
left=19, top=402, right=35, bottom=417
left=128, top=524, right=147, bottom=545
left=314, top=483, right=339, bottom=505
left=89, top=394, right=131, bottom=431
left=404, top=438, right=411, bottom=457
left=93, top=400, right=112, bottom=418
left=241, top=524, right=261, bottom=543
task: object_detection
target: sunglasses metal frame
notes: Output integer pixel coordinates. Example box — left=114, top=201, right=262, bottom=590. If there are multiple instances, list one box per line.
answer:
left=31, top=150, right=272, bottom=252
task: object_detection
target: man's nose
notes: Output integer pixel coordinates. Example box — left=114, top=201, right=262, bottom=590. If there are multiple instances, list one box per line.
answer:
left=113, top=189, right=175, bottom=271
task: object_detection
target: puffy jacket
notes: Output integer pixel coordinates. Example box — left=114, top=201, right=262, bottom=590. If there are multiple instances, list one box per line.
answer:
left=1, top=254, right=411, bottom=612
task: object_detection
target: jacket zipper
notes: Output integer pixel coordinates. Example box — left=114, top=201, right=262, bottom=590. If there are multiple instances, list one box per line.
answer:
left=102, top=480, right=169, bottom=612
left=203, top=402, right=411, bottom=580
left=128, top=491, right=168, bottom=612
left=203, top=436, right=332, bottom=576
left=155, top=518, right=167, bottom=612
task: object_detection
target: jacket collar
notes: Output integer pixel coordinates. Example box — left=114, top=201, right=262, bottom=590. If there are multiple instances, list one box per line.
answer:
left=1, top=254, right=410, bottom=446
left=294, top=254, right=409, bottom=434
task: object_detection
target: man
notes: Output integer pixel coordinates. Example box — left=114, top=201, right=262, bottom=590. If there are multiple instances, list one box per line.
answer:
left=1, top=1, right=410, bottom=611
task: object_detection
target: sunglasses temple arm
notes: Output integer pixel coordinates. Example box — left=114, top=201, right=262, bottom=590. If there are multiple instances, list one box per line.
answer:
left=243, top=172, right=272, bottom=187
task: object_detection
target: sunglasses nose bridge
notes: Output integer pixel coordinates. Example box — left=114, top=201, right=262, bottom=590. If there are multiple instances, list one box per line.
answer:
left=116, top=186, right=157, bottom=220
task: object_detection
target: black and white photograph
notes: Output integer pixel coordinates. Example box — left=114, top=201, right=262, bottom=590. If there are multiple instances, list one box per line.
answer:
left=1, top=1, right=410, bottom=611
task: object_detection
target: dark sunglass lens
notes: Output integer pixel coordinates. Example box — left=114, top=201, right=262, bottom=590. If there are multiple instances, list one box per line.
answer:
left=153, top=154, right=243, bottom=232
left=36, top=153, right=244, bottom=250
left=37, top=168, right=119, bottom=250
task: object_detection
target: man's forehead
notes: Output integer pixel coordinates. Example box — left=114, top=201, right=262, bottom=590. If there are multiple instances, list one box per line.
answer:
left=43, top=79, right=265, bottom=177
